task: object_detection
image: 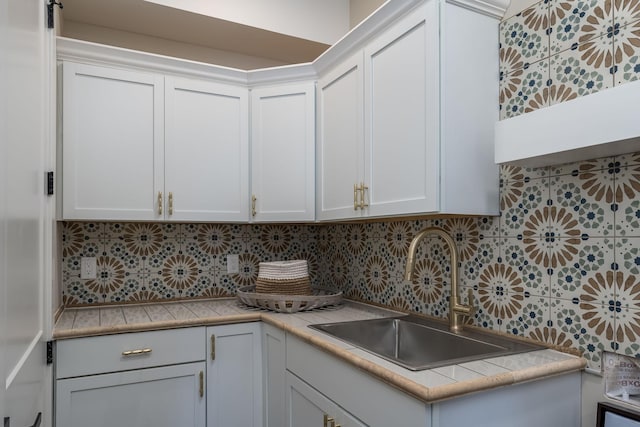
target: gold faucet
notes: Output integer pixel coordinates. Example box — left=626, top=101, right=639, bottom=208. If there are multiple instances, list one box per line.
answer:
left=404, top=227, right=475, bottom=333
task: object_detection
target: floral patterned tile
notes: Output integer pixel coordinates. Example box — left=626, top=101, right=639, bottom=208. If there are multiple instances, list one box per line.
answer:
left=550, top=32, right=615, bottom=100
left=613, top=18, right=640, bottom=83
left=550, top=168, right=615, bottom=236
left=551, top=237, right=615, bottom=301
left=616, top=151, right=640, bottom=167
left=615, top=308, right=640, bottom=357
left=550, top=155, right=616, bottom=177
left=551, top=297, right=610, bottom=370
left=501, top=177, right=550, bottom=238
left=502, top=59, right=551, bottom=119
left=614, top=0, right=640, bottom=27
left=549, top=0, right=613, bottom=55
left=460, top=237, right=501, bottom=289
left=614, top=158, right=640, bottom=209
left=503, top=295, right=550, bottom=338
left=617, top=198, right=640, bottom=236
left=500, top=1, right=550, bottom=67
left=615, top=239, right=640, bottom=309
left=502, top=237, right=550, bottom=297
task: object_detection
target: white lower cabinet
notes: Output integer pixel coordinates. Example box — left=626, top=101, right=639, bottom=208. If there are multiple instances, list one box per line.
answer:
left=55, top=327, right=207, bottom=427
left=206, top=322, right=263, bottom=427
left=286, top=372, right=366, bottom=427
left=262, top=323, right=286, bottom=427
left=56, top=362, right=206, bottom=427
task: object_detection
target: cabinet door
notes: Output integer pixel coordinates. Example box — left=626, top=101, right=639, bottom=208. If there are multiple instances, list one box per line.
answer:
left=263, top=323, right=286, bottom=427
left=62, top=62, right=164, bottom=220
left=363, top=4, right=439, bottom=217
left=286, top=372, right=367, bottom=427
left=316, top=52, right=365, bottom=221
left=165, top=77, right=249, bottom=221
left=56, top=362, right=206, bottom=427
left=251, top=82, right=315, bottom=222
left=207, top=322, right=262, bottom=427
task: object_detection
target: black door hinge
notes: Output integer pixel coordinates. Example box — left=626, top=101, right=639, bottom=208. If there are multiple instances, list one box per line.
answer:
left=46, top=171, right=54, bottom=196
left=46, top=341, right=54, bottom=365
left=4, top=417, right=9, bottom=427
left=47, top=1, right=63, bottom=29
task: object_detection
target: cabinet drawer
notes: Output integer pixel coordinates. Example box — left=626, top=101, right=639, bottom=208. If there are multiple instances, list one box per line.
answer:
left=56, top=327, right=206, bottom=379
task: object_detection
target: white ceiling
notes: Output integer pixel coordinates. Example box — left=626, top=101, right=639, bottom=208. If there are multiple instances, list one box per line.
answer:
left=59, top=0, right=379, bottom=67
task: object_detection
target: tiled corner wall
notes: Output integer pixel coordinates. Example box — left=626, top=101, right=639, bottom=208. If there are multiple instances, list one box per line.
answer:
left=499, top=0, right=640, bottom=119
left=61, top=151, right=640, bottom=371
left=314, top=152, right=640, bottom=371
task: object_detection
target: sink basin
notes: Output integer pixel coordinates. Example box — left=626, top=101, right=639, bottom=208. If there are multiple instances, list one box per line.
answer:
left=309, top=315, right=544, bottom=371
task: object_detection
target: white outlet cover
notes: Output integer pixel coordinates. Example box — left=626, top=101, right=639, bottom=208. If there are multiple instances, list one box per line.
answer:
left=81, top=257, right=97, bottom=279
left=227, top=254, right=239, bottom=274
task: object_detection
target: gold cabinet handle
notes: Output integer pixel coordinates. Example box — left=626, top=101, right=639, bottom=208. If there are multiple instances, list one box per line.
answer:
left=199, top=371, right=204, bottom=398
left=210, top=334, right=216, bottom=360
left=251, top=195, right=257, bottom=217
left=122, top=348, right=152, bottom=357
left=168, top=192, right=174, bottom=215
left=157, top=192, right=163, bottom=215
left=359, top=182, right=369, bottom=209
left=353, top=184, right=358, bottom=210
left=323, top=415, right=340, bottom=427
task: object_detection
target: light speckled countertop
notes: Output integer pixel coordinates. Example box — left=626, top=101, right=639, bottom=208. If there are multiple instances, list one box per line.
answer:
left=53, top=298, right=586, bottom=403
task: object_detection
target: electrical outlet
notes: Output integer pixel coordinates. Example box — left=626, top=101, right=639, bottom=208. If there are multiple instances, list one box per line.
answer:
left=227, top=254, right=239, bottom=274
left=80, top=257, right=97, bottom=279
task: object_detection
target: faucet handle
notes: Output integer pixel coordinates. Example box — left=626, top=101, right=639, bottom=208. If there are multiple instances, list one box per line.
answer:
left=466, top=288, right=476, bottom=314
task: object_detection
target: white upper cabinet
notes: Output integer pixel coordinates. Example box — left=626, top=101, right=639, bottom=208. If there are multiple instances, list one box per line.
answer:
left=61, top=62, right=249, bottom=222
left=61, top=62, right=164, bottom=221
left=250, top=82, right=315, bottom=222
left=316, top=52, right=365, bottom=221
left=316, top=0, right=499, bottom=220
left=363, top=4, right=439, bottom=217
left=165, top=77, right=249, bottom=222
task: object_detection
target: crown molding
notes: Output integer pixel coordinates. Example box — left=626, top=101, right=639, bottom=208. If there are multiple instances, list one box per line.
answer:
left=56, top=37, right=249, bottom=85
left=446, top=0, right=509, bottom=19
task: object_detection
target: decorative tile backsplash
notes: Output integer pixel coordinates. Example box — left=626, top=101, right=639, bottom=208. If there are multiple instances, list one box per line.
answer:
left=499, top=0, right=640, bottom=119
left=61, top=151, right=640, bottom=371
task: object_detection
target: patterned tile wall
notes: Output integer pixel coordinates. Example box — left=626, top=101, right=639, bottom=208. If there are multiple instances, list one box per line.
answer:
left=61, top=151, right=640, bottom=370
left=62, top=223, right=320, bottom=305
left=313, top=152, right=640, bottom=371
left=499, top=0, right=640, bottom=119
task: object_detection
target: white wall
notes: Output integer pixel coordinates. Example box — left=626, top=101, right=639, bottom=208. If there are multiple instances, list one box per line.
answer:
left=62, top=21, right=288, bottom=70
left=144, top=0, right=350, bottom=45
left=349, top=0, right=386, bottom=28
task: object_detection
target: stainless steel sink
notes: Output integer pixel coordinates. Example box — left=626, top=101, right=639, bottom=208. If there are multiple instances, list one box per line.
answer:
left=309, top=315, right=544, bottom=371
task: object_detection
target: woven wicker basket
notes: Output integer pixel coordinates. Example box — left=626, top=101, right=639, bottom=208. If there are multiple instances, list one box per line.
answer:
left=255, top=260, right=312, bottom=295
left=236, top=285, right=342, bottom=313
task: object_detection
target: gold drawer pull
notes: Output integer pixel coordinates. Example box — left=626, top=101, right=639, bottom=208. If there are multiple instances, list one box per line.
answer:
left=157, top=192, right=163, bottom=215
left=121, top=348, right=152, bottom=357
left=251, top=195, right=257, bottom=217
left=168, top=192, right=174, bottom=215
left=359, top=182, right=369, bottom=209
left=323, top=414, right=341, bottom=427
left=199, top=371, right=204, bottom=398
left=210, top=334, right=216, bottom=360
left=353, top=184, right=358, bottom=210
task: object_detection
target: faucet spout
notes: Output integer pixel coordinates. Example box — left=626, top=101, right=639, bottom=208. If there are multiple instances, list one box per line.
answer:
left=404, top=227, right=475, bottom=333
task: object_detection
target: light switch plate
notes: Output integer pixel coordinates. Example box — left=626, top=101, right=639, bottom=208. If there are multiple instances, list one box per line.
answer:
left=227, top=254, right=239, bottom=274
left=80, top=257, right=97, bottom=279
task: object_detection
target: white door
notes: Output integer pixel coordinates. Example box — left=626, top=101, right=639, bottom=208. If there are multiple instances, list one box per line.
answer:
left=316, top=52, right=365, bottom=221
left=0, top=0, right=54, bottom=425
left=207, top=323, right=262, bottom=427
left=251, top=82, right=315, bottom=222
left=363, top=4, right=439, bottom=217
left=165, top=77, right=249, bottom=222
left=56, top=362, right=207, bottom=427
left=61, top=62, right=165, bottom=220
